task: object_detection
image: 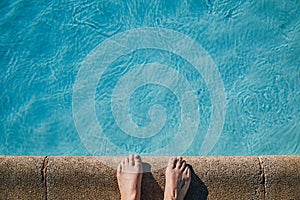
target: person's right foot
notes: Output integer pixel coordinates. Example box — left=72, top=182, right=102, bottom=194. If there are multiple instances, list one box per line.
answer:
left=164, top=157, right=191, bottom=200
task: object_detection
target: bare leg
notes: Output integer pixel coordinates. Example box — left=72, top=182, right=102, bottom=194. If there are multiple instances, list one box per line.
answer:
left=164, top=157, right=191, bottom=200
left=117, top=154, right=143, bottom=200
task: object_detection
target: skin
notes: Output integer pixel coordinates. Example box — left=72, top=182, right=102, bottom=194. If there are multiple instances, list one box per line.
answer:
left=117, top=154, right=143, bottom=200
left=164, top=157, right=191, bottom=200
left=117, top=155, right=191, bottom=200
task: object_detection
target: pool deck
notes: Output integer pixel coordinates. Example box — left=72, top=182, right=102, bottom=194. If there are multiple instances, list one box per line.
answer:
left=0, top=156, right=299, bottom=200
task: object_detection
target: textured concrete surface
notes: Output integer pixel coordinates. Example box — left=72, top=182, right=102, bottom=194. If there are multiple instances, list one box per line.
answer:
left=47, top=156, right=263, bottom=200
left=47, top=157, right=121, bottom=200
left=0, top=156, right=46, bottom=200
left=260, top=156, right=300, bottom=200
left=185, top=156, right=263, bottom=200
left=1, top=156, right=299, bottom=200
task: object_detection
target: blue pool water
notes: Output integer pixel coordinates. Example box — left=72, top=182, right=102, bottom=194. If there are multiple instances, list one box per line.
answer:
left=0, top=0, right=299, bottom=156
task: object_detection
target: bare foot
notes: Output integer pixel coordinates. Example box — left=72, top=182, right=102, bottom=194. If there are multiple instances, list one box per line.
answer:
left=164, top=157, right=191, bottom=200
left=117, top=154, right=143, bottom=200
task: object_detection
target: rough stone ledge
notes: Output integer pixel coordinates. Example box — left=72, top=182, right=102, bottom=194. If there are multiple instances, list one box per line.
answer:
left=0, top=156, right=299, bottom=200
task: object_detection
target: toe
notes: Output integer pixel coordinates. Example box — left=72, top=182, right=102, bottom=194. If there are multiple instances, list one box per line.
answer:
left=176, top=157, right=183, bottom=169
left=125, top=156, right=130, bottom=165
left=134, top=154, right=141, bottom=163
left=182, top=167, right=191, bottom=189
left=129, top=154, right=135, bottom=166
left=183, top=166, right=188, bottom=174
left=117, top=163, right=122, bottom=173
left=187, top=168, right=191, bottom=177
left=186, top=168, right=191, bottom=183
left=180, top=160, right=186, bottom=171
left=184, top=166, right=191, bottom=178
left=134, top=155, right=142, bottom=173
left=168, top=157, right=177, bottom=169
left=121, top=158, right=127, bottom=171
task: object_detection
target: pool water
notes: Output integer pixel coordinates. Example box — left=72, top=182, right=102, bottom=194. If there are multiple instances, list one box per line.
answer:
left=0, top=0, right=299, bottom=156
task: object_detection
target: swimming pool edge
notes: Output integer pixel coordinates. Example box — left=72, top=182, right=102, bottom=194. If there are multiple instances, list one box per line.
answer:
left=0, top=156, right=299, bottom=199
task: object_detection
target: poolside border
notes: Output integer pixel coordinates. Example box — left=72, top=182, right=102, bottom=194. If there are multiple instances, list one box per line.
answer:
left=0, top=156, right=299, bottom=199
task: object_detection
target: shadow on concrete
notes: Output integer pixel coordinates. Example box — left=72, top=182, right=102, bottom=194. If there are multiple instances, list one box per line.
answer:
left=141, top=162, right=164, bottom=200
left=185, top=164, right=209, bottom=200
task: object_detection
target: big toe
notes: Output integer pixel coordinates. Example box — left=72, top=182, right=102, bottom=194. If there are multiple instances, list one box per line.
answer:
left=167, top=157, right=177, bottom=169
left=133, top=154, right=142, bottom=172
left=134, top=154, right=141, bottom=163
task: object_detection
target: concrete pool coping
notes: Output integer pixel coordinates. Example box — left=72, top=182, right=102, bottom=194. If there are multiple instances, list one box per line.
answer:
left=0, top=156, right=299, bottom=200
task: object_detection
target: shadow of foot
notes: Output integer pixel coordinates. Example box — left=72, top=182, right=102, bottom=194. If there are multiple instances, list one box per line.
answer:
left=184, top=165, right=208, bottom=200
left=141, top=162, right=164, bottom=200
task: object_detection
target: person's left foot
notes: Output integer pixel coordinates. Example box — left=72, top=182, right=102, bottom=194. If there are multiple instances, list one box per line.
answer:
left=117, top=154, right=143, bottom=200
left=164, top=157, right=191, bottom=200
